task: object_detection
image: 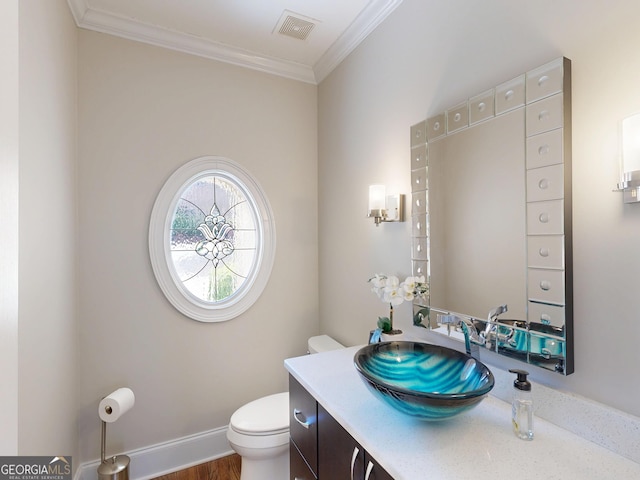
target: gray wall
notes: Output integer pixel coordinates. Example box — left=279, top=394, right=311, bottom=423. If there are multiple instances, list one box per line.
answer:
left=318, top=0, right=640, bottom=417
left=77, top=31, right=319, bottom=461
left=0, top=0, right=19, bottom=455
left=17, top=0, right=78, bottom=458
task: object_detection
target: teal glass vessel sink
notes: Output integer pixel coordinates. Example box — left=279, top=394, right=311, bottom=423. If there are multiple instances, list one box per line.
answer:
left=354, top=341, right=494, bottom=421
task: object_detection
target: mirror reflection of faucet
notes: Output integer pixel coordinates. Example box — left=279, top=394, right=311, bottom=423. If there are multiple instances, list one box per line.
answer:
left=431, top=304, right=565, bottom=372
left=481, top=304, right=509, bottom=349
left=436, top=313, right=483, bottom=358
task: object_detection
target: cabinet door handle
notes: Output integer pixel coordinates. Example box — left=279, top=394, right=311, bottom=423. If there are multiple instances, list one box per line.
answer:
left=350, top=446, right=360, bottom=480
left=293, top=409, right=310, bottom=429
left=365, top=461, right=375, bottom=480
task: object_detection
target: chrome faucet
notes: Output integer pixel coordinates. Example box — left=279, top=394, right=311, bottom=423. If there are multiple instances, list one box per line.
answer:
left=484, top=304, right=508, bottom=333
left=481, top=304, right=508, bottom=348
left=437, top=314, right=483, bottom=358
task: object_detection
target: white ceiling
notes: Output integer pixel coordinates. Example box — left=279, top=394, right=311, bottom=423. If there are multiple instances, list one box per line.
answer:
left=66, top=0, right=404, bottom=84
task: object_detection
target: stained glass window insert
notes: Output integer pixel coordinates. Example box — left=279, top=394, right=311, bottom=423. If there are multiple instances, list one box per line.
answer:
left=169, top=174, right=258, bottom=304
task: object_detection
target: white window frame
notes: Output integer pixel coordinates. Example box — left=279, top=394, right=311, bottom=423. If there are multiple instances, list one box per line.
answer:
left=149, top=156, right=276, bottom=322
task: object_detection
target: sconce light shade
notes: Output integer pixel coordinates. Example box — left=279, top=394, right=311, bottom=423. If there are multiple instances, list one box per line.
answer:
left=616, top=113, right=640, bottom=203
left=368, top=185, right=404, bottom=226
left=369, top=185, right=386, bottom=212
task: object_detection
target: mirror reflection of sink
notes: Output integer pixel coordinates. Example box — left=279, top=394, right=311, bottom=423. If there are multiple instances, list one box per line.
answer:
left=488, top=320, right=561, bottom=350
left=495, top=319, right=528, bottom=352
left=531, top=332, right=564, bottom=358
left=353, top=341, right=494, bottom=421
left=490, top=320, right=565, bottom=371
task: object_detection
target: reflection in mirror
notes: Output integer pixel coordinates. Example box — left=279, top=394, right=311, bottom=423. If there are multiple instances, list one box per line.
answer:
left=429, top=109, right=527, bottom=320
left=410, top=58, right=573, bottom=375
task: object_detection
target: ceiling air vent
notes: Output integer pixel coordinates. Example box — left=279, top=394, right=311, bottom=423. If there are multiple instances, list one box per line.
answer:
left=274, top=11, right=317, bottom=41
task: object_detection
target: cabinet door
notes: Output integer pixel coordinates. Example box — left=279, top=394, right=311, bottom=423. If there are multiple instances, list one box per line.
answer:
left=290, top=376, right=318, bottom=477
left=318, top=403, right=364, bottom=480
left=318, top=404, right=394, bottom=479
left=362, top=454, right=394, bottom=480
left=290, top=441, right=316, bottom=480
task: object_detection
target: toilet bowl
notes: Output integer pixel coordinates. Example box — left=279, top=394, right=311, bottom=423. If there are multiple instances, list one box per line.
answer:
left=226, top=335, right=344, bottom=480
left=227, top=392, right=290, bottom=480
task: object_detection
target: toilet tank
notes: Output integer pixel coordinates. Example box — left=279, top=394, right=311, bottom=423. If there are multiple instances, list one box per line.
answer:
left=307, top=335, right=345, bottom=354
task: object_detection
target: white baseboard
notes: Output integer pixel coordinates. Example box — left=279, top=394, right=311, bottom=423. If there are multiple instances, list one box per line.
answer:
left=76, top=426, right=234, bottom=480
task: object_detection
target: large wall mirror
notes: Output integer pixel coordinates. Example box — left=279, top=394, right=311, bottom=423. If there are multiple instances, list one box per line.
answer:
left=410, top=58, right=573, bottom=375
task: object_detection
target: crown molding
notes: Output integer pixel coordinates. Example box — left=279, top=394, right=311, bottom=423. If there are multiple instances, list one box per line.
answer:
left=66, top=0, right=403, bottom=85
left=66, top=0, right=316, bottom=84
left=314, top=0, right=404, bottom=83
left=66, top=0, right=87, bottom=25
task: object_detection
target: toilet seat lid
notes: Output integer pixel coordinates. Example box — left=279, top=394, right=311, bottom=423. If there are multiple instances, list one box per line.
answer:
left=230, top=392, right=289, bottom=436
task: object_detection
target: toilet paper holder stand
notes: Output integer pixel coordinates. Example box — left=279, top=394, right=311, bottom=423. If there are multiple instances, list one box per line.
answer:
left=97, top=405, right=131, bottom=480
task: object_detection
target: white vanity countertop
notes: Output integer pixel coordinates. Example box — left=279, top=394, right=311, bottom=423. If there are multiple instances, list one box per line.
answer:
left=284, top=346, right=640, bottom=480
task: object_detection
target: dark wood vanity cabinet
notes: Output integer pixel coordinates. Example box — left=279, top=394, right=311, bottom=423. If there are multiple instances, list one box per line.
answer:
left=318, top=403, right=393, bottom=480
left=289, top=376, right=393, bottom=480
left=289, top=375, right=319, bottom=479
left=291, top=441, right=316, bottom=480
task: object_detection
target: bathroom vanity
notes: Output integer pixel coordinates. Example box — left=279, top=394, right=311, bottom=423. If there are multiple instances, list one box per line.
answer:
left=285, top=346, right=640, bottom=480
left=289, top=374, right=392, bottom=480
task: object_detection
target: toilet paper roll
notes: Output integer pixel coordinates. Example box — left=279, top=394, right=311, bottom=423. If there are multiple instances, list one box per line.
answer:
left=99, top=387, right=135, bottom=423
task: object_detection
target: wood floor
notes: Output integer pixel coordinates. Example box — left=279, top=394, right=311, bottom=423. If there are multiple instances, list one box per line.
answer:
left=151, top=454, right=241, bottom=480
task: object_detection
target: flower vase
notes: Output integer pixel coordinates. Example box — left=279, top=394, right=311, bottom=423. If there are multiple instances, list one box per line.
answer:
left=381, top=331, right=404, bottom=342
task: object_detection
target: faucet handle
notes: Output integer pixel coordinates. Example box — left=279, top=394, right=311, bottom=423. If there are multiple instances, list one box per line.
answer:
left=487, top=304, right=508, bottom=321
left=436, top=314, right=484, bottom=358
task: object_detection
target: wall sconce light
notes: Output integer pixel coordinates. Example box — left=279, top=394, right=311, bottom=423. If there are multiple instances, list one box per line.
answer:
left=616, top=113, right=640, bottom=203
left=368, top=185, right=404, bottom=226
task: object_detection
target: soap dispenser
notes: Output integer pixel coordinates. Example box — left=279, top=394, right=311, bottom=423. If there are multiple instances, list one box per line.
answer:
left=509, top=369, right=533, bottom=440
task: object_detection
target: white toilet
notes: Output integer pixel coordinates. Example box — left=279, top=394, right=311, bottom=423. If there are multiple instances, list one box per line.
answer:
left=227, top=335, right=344, bottom=480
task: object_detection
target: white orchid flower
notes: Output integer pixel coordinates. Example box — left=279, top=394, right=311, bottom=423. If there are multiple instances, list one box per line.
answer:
left=402, top=288, right=415, bottom=301
left=383, top=285, right=404, bottom=305
left=400, top=277, right=419, bottom=301
left=370, top=273, right=427, bottom=305
left=385, top=275, right=400, bottom=287
left=368, top=274, right=388, bottom=300
left=403, top=276, right=417, bottom=288
left=401, top=277, right=416, bottom=293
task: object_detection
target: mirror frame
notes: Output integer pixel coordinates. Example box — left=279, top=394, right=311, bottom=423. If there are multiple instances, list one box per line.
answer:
left=410, top=57, right=573, bottom=375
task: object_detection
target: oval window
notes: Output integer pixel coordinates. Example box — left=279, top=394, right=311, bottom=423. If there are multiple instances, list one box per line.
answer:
left=149, top=156, right=276, bottom=322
